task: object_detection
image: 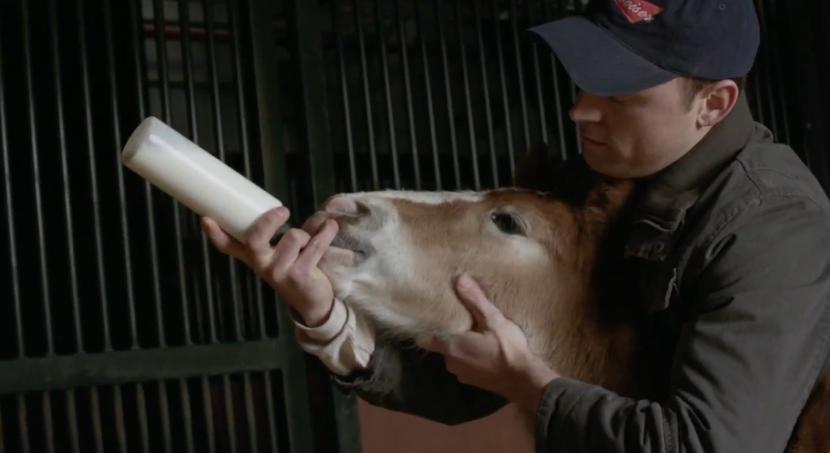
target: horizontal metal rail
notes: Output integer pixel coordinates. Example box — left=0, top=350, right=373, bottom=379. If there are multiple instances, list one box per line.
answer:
left=0, top=339, right=288, bottom=396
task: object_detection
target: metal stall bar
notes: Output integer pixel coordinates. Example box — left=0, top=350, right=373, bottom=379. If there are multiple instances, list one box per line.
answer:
left=102, top=0, right=141, bottom=447
left=0, top=20, right=10, bottom=453
left=22, top=0, right=53, bottom=359
left=454, top=0, right=482, bottom=190
left=761, top=0, right=791, bottom=145
left=436, top=0, right=463, bottom=189
left=374, top=0, right=402, bottom=188
left=48, top=0, right=83, bottom=450
left=543, top=1, right=568, bottom=161
left=128, top=2, right=153, bottom=451
left=414, top=0, right=443, bottom=190
left=332, top=1, right=360, bottom=192
left=395, top=0, right=422, bottom=189
left=509, top=0, right=531, bottom=154
left=173, top=2, right=200, bottom=452
left=354, top=0, right=381, bottom=190
left=333, top=0, right=360, bottom=192
left=247, top=0, right=316, bottom=450
left=1, top=9, right=25, bottom=453
left=473, top=0, right=500, bottom=187
left=202, top=2, right=243, bottom=450
left=228, top=0, right=268, bottom=345
left=490, top=0, right=517, bottom=180
left=22, top=1, right=56, bottom=449
left=151, top=0, right=176, bottom=450
left=0, top=406, right=4, bottom=453
left=203, top=0, right=245, bottom=344
left=226, top=2, right=266, bottom=448
left=527, top=0, right=549, bottom=146
left=1, top=0, right=24, bottom=364
left=17, top=397, right=29, bottom=453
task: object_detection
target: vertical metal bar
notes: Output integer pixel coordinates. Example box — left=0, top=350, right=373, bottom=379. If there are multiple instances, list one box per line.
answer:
left=175, top=6, right=199, bottom=452
left=77, top=0, right=112, bottom=352
left=242, top=374, right=258, bottom=452
left=248, top=1, right=316, bottom=449
left=527, top=0, right=549, bottom=145
left=228, top=0, right=268, bottom=340
left=436, top=0, right=462, bottom=189
left=262, top=371, right=279, bottom=453
left=41, top=395, right=54, bottom=453
left=454, top=0, right=481, bottom=190
left=293, top=0, right=338, bottom=206
left=179, top=381, right=194, bottom=453
left=16, top=397, right=29, bottom=453
left=490, top=0, right=517, bottom=180
left=394, top=0, right=422, bottom=189
left=543, top=2, right=568, bottom=161
left=332, top=0, right=359, bottom=192
left=112, top=387, right=128, bottom=453
left=64, top=391, right=80, bottom=453
left=157, top=381, right=172, bottom=453
left=203, top=0, right=245, bottom=342
left=90, top=390, right=104, bottom=453
left=473, top=0, right=499, bottom=187
left=22, top=0, right=54, bottom=357
left=509, top=0, right=531, bottom=152
left=763, top=0, right=790, bottom=144
left=0, top=404, right=4, bottom=453
left=130, top=0, right=166, bottom=348
left=571, top=81, right=582, bottom=155
left=97, top=1, right=135, bottom=446
left=103, top=0, right=139, bottom=350
left=153, top=0, right=190, bottom=350
left=222, top=376, right=238, bottom=452
left=754, top=0, right=781, bottom=140
left=374, top=0, right=402, bottom=188
left=200, top=378, right=216, bottom=453
left=48, top=0, right=84, bottom=357
left=354, top=0, right=381, bottom=190
left=0, top=0, right=24, bottom=360
left=135, top=384, right=150, bottom=453
left=414, top=0, right=442, bottom=190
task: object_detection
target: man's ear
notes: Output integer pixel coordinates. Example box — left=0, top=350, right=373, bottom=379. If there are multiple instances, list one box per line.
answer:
left=697, top=80, right=740, bottom=128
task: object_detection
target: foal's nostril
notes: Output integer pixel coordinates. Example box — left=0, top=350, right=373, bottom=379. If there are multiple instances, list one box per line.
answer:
left=325, top=195, right=359, bottom=215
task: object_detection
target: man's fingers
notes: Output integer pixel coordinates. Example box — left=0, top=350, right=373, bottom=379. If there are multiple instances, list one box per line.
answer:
left=454, top=274, right=502, bottom=330
left=245, top=207, right=290, bottom=251
left=294, top=219, right=339, bottom=270
left=201, top=217, right=246, bottom=258
left=270, top=228, right=311, bottom=278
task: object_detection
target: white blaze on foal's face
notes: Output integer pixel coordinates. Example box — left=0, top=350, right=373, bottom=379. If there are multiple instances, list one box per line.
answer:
left=316, top=190, right=584, bottom=342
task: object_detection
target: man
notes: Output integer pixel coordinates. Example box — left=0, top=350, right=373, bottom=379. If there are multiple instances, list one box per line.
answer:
left=202, top=0, right=830, bottom=451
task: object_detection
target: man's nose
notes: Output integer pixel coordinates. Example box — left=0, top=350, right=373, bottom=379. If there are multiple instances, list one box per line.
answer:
left=568, top=91, right=603, bottom=123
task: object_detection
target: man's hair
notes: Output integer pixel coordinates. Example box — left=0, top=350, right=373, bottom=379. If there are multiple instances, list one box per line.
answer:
left=682, top=76, right=747, bottom=110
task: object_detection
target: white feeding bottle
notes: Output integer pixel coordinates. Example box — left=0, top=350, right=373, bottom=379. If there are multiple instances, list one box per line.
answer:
left=121, top=116, right=282, bottom=242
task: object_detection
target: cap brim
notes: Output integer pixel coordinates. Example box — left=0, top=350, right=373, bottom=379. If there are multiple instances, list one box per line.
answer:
left=528, top=17, right=677, bottom=96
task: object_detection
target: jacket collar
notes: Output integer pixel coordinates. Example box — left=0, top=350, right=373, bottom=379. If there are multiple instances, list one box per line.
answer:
left=624, top=93, right=756, bottom=261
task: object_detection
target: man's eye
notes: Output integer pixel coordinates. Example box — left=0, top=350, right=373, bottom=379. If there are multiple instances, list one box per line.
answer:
left=491, top=212, right=525, bottom=236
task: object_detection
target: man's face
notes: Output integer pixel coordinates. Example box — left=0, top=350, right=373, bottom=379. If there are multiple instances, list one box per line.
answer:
left=569, top=78, right=705, bottom=179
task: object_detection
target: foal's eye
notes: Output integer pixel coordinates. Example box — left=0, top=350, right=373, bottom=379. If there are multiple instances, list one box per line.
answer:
left=490, top=212, right=525, bottom=236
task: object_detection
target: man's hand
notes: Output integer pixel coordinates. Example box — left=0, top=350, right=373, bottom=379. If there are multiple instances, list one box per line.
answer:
left=419, top=274, right=560, bottom=414
left=201, top=206, right=337, bottom=327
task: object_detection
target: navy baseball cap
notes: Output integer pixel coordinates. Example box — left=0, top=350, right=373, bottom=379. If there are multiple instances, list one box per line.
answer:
left=528, top=0, right=760, bottom=96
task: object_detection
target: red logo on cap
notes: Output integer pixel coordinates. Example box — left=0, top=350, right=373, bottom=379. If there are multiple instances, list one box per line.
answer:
left=613, top=0, right=664, bottom=23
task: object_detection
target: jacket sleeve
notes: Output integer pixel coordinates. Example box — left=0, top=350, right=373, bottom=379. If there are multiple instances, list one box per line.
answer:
left=294, top=300, right=507, bottom=424
left=535, top=195, right=830, bottom=452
